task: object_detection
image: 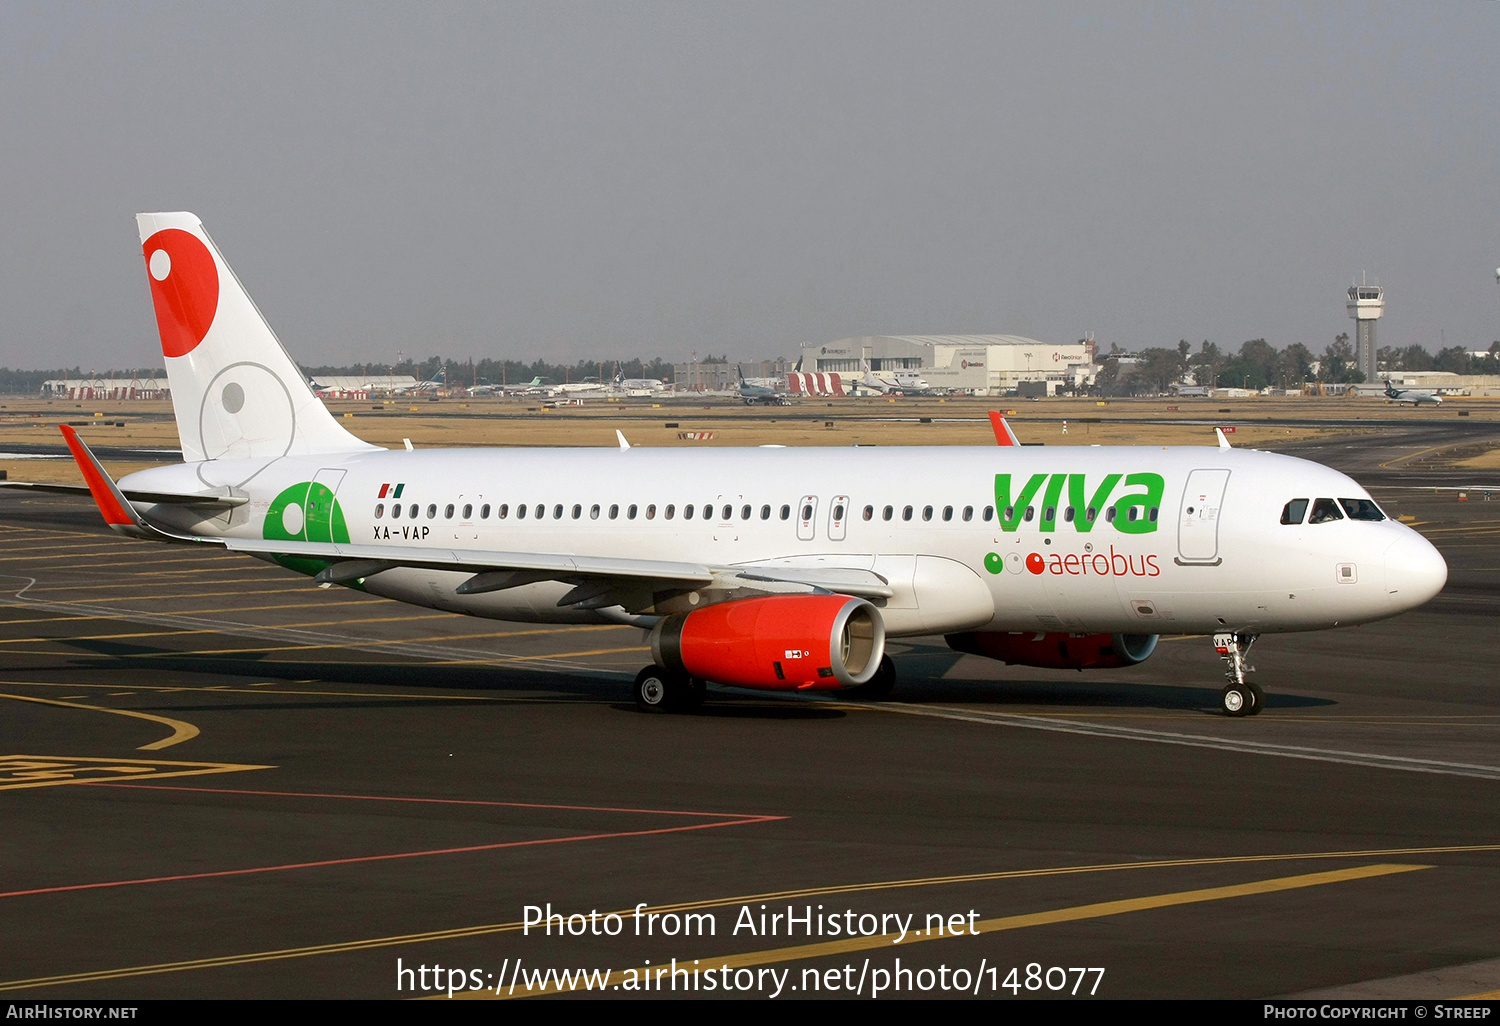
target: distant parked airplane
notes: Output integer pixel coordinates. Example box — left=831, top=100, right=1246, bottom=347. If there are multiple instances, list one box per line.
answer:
left=1382, top=380, right=1442, bottom=406
left=738, top=365, right=790, bottom=405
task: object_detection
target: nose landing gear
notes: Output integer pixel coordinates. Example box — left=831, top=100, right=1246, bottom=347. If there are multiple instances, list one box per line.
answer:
left=1214, top=632, right=1263, bottom=717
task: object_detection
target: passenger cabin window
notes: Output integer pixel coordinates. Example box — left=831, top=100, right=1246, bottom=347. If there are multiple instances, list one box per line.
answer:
left=552, top=504, right=563, bottom=519
left=1003, top=506, right=1014, bottom=521
left=1086, top=506, right=1097, bottom=522
left=391, top=504, right=402, bottom=519
left=684, top=505, right=694, bottom=520
left=1063, top=507, right=1075, bottom=522
left=375, top=503, right=384, bottom=518
left=832, top=503, right=844, bottom=521
left=942, top=505, right=953, bottom=521
left=462, top=504, right=472, bottom=519
left=646, top=504, right=656, bottom=520
left=762, top=505, right=773, bottom=520
left=1280, top=499, right=1308, bottom=525
left=1339, top=498, right=1385, bottom=521
left=479, top=504, right=489, bottom=519
left=882, top=505, right=893, bottom=521
left=801, top=503, right=814, bottom=521
left=922, top=506, right=933, bottom=521
left=589, top=504, right=599, bottom=519
left=444, top=504, right=454, bottom=519
left=982, top=506, right=994, bottom=522
left=610, top=504, right=619, bottom=519
left=779, top=505, right=790, bottom=520
left=1308, top=498, right=1344, bottom=524
left=902, top=505, right=913, bottom=522
left=962, top=506, right=973, bottom=522
left=665, top=504, right=676, bottom=519
left=426, top=504, right=437, bottom=519
left=1149, top=506, right=1159, bottom=522
left=741, top=505, right=752, bottom=520
left=723, top=504, right=733, bottom=521
left=516, top=504, right=526, bottom=519
left=1043, top=506, right=1055, bottom=523
left=498, top=504, right=508, bottom=519
left=1024, top=506, right=1035, bottom=522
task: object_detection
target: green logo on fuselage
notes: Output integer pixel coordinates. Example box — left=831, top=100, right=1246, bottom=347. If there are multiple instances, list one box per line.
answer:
left=995, top=472, right=1164, bottom=534
left=263, top=481, right=351, bottom=580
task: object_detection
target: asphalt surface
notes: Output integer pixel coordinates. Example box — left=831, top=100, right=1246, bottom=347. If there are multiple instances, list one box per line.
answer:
left=0, top=423, right=1496, bottom=1001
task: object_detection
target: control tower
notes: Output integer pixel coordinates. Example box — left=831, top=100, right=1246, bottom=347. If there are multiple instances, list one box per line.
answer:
left=1347, top=281, right=1384, bottom=383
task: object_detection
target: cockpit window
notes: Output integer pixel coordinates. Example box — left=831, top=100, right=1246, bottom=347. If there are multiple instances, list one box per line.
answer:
left=1308, top=498, right=1344, bottom=524
left=1339, top=498, right=1385, bottom=521
left=1280, top=499, right=1308, bottom=525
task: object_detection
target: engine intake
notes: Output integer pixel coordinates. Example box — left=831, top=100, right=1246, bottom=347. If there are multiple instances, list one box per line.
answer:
left=945, top=631, right=1158, bottom=670
left=650, top=594, right=885, bottom=690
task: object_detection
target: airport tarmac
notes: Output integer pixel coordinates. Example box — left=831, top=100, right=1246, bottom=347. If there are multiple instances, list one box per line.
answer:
left=0, top=416, right=1497, bottom=1000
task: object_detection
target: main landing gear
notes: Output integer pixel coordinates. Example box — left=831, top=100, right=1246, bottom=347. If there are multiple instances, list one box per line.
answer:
left=1214, top=632, right=1263, bottom=717
left=633, top=665, right=706, bottom=713
left=835, top=655, right=898, bottom=700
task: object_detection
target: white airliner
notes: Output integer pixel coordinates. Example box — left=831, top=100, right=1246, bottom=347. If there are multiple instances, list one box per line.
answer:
left=16, top=213, right=1449, bottom=719
left=859, top=356, right=935, bottom=395
left=1383, top=380, right=1443, bottom=406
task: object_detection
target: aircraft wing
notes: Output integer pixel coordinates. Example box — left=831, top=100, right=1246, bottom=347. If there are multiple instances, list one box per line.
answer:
left=219, top=535, right=894, bottom=612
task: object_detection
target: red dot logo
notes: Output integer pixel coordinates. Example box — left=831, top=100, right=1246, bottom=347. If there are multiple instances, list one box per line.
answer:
left=1025, top=552, right=1045, bottom=574
left=142, top=228, right=219, bottom=358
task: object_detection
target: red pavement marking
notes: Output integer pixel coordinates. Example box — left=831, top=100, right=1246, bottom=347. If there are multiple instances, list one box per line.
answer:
left=2, top=784, right=783, bottom=900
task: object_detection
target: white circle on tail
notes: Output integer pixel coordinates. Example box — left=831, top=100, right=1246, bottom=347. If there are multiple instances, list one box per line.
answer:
left=149, top=249, right=171, bottom=281
left=281, top=502, right=304, bottom=537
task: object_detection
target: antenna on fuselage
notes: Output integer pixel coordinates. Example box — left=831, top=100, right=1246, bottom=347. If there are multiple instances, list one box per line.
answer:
left=1215, top=428, right=1231, bottom=449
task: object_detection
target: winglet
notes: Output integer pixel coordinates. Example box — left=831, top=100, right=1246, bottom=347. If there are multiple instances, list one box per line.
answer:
left=1215, top=427, right=1231, bottom=449
left=988, top=412, right=1020, bottom=446
left=58, top=425, right=142, bottom=529
left=616, top=429, right=631, bottom=450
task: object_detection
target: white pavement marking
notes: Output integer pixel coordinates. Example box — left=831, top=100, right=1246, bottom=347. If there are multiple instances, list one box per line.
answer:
left=866, top=702, right=1500, bottom=782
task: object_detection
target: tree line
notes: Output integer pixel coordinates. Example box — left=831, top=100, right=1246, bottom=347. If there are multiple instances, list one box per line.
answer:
left=1096, top=337, right=1500, bottom=396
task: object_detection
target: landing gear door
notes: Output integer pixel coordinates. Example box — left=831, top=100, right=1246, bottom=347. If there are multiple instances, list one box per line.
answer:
left=1177, top=469, right=1229, bottom=565
left=796, top=495, right=818, bottom=542
left=827, top=495, right=849, bottom=541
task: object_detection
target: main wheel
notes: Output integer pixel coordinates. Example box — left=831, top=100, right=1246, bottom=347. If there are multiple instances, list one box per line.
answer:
left=634, top=666, right=695, bottom=712
left=836, top=655, right=897, bottom=700
left=1220, top=683, right=1251, bottom=717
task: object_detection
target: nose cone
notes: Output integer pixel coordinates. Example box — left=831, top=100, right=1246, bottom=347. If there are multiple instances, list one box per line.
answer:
left=1384, top=529, right=1448, bottom=610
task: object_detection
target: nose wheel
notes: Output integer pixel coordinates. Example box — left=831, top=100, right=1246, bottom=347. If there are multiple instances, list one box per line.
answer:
left=1214, top=632, right=1263, bottom=717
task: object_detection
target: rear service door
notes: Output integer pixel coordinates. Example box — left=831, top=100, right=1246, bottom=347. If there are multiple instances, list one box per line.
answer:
left=305, top=469, right=348, bottom=543
left=1177, top=469, right=1229, bottom=564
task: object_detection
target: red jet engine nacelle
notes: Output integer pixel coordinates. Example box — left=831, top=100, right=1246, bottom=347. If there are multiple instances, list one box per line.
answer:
left=649, top=594, right=885, bottom=690
left=945, top=631, right=1159, bottom=670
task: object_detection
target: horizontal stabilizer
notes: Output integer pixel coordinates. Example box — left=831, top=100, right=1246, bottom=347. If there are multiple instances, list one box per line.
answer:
left=0, top=481, right=248, bottom=509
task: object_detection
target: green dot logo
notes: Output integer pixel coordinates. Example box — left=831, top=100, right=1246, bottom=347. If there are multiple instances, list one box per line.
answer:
left=263, top=481, right=350, bottom=543
left=983, top=552, right=1004, bottom=575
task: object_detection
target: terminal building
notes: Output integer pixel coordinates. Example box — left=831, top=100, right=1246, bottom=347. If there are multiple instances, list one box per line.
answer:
left=800, top=335, right=1098, bottom=395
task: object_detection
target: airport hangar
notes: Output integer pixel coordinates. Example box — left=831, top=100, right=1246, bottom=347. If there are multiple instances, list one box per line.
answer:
left=801, top=334, right=1099, bottom=395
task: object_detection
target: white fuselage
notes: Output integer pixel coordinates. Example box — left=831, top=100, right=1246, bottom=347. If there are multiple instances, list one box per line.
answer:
left=121, top=445, right=1447, bottom=638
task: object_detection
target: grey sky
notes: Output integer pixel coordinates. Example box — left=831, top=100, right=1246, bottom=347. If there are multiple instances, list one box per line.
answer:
left=2, top=1, right=1495, bottom=371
